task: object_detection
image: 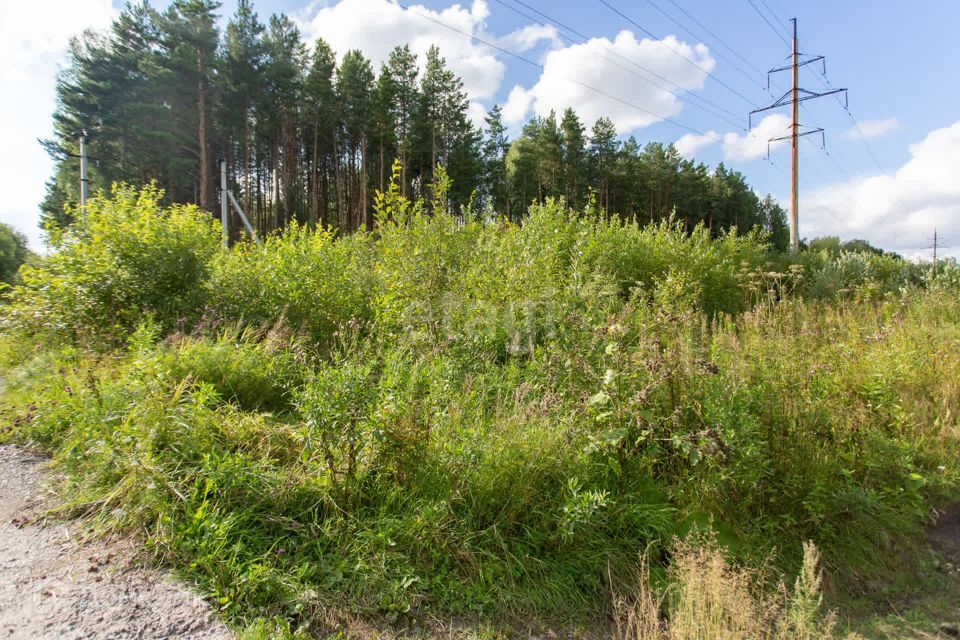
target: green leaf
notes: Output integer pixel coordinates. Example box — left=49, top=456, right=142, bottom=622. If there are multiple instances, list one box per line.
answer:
left=587, top=390, right=610, bottom=406
left=600, top=427, right=628, bottom=446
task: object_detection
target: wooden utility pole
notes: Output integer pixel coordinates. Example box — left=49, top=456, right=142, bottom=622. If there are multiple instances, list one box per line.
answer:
left=219, top=157, right=260, bottom=247
left=750, top=19, right=847, bottom=252
left=79, top=131, right=89, bottom=213
left=220, top=159, right=229, bottom=248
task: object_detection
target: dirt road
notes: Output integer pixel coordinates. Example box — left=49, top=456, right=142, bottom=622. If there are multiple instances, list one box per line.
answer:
left=0, top=445, right=233, bottom=639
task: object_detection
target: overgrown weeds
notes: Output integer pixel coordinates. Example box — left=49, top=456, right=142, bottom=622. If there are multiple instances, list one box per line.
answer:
left=1, top=182, right=958, bottom=633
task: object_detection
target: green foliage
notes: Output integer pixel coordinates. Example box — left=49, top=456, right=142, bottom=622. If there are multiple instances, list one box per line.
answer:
left=796, top=248, right=922, bottom=300
left=2, top=179, right=959, bottom=632
left=5, top=184, right=218, bottom=342
left=166, top=329, right=308, bottom=413
left=295, top=355, right=380, bottom=500
left=808, top=236, right=893, bottom=259
left=207, top=222, right=373, bottom=347
left=0, top=222, right=30, bottom=285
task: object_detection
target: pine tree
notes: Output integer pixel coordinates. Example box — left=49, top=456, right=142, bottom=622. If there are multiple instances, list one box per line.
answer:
left=38, top=1, right=783, bottom=241
left=336, top=50, right=375, bottom=230
left=222, top=0, right=265, bottom=217
left=559, top=108, right=587, bottom=209
left=759, top=194, right=790, bottom=251
left=535, top=111, right=563, bottom=200
left=482, top=105, right=510, bottom=217
left=615, top=136, right=642, bottom=219
left=417, top=45, right=475, bottom=208
left=373, top=66, right=398, bottom=195
left=157, top=0, right=221, bottom=211
left=507, top=120, right=540, bottom=219
left=261, top=14, right=306, bottom=227
left=303, top=38, right=337, bottom=226
left=384, top=46, right=419, bottom=197
left=589, top=117, right=619, bottom=213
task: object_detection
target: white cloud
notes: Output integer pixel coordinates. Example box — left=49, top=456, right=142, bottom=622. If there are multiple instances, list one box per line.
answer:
left=501, top=30, right=715, bottom=132
left=496, top=23, right=558, bottom=52
left=0, top=0, right=117, bottom=250
left=722, top=113, right=792, bottom=161
left=0, top=0, right=116, bottom=81
left=296, top=0, right=552, bottom=102
left=803, top=120, right=960, bottom=255
left=503, top=85, right=534, bottom=125
left=843, top=117, right=900, bottom=141
left=467, top=100, right=489, bottom=130
left=674, top=130, right=719, bottom=158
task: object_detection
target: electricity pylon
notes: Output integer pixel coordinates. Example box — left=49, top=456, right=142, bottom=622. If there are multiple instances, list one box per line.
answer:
left=750, top=19, right=847, bottom=252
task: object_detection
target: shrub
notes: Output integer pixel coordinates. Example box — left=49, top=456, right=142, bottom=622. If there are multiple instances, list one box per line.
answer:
left=207, top=222, right=373, bottom=348
left=576, top=216, right=767, bottom=316
left=0, top=221, right=30, bottom=285
left=3, top=184, right=218, bottom=343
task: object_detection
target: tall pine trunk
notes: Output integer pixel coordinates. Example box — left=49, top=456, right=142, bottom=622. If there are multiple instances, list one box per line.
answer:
left=197, top=55, right=211, bottom=211
left=400, top=144, right=408, bottom=197
left=333, top=137, right=342, bottom=230
left=378, top=129, right=385, bottom=195
left=243, top=111, right=251, bottom=219
left=361, top=136, right=368, bottom=230
left=311, top=121, right=319, bottom=225
left=320, top=154, right=329, bottom=228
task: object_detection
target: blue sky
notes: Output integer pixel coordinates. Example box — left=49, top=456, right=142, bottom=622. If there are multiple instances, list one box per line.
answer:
left=3, top=0, right=959, bottom=256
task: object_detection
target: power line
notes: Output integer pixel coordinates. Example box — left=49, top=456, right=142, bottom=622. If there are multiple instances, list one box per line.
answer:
left=597, top=0, right=760, bottom=107
left=489, top=0, right=747, bottom=129
left=664, top=0, right=767, bottom=77
left=744, top=0, right=789, bottom=48
left=797, top=103, right=853, bottom=182
left=506, top=0, right=746, bottom=124
left=926, top=229, right=942, bottom=268
left=794, top=36, right=916, bottom=219
left=639, top=0, right=767, bottom=90
left=811, top=67, right=888, bottom=172
left=757, top=0, right=791, bottom=35
left=399, top=0, right=785, bottom=169
left=508, top=0, right=744, bottom=121
left=399, top=1, right=701, bottom=135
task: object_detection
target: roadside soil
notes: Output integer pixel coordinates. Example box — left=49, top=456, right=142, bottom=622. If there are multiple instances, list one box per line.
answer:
left=845, top=503, right=960, bottom=639
left=0, top=444, right=233, bottom=640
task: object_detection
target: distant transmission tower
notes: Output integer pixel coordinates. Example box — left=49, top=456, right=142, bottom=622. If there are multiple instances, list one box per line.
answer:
left=933, top=228, right=938, bottom=268
left=749, top=19, right=847, bottom=252
left=927, top=228, right=941, bottom=270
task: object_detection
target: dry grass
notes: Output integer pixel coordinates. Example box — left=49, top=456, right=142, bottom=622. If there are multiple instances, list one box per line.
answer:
left=615, top=536, right=841, bottom=640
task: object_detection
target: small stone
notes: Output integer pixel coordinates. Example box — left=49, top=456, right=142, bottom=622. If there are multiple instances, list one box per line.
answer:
left=939, top=622, right=959, bottom=637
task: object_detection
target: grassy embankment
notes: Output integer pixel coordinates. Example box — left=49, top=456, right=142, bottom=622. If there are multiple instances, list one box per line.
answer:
left=1, top=177, right=958, bottom=637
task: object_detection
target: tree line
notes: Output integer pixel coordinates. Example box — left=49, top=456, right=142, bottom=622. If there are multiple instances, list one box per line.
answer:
left=42, top=0, right=789, bottom=249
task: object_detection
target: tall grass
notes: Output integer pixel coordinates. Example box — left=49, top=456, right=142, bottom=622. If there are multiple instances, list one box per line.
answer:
left=614, top=536, right=837, bottom=640
left=1, top=182, right=958, bottom=633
